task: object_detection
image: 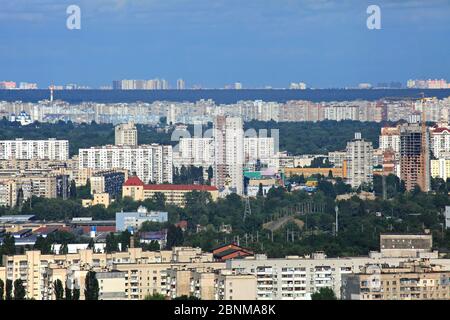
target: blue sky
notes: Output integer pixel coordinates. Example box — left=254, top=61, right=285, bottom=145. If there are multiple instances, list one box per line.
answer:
left=1, top=0, right=449, bottom=88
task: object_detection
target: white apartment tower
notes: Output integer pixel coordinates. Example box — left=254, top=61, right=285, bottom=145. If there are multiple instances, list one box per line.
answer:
left=213, top=116, right=244, bottom=195
left=0, top=138, right=69, bottom=161
left=346, top=132, right=374, bottom=189
left=115, top=122, right=138, bottom=146
left=79, top=144, right=173, bottom=184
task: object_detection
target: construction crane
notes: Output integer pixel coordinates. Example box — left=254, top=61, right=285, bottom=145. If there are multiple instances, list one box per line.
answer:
left=419, top=92, right=430, bottom=192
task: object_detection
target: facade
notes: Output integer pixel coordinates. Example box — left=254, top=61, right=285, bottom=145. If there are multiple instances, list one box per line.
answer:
left=213, top=116, right=244, bottom=195
left=399, top=123, right=431, bottom=192
left=431, top=159, right=450, bottom=181
left=0, top=247, right=220, bottom=300
left=0, top=138, right=69, bottom=161
left=122, top=176, right=219, bottom=207
left=78, top=144, right=173, bottom=184
left=116, top=205, right=168, bottom=231
left=430, top=125, right=450, bottom=158
left=341, top=260, right=450, bottom=300
left=90, top=170, right=126, bottom=198
left=174, top=137, right=214, bottom=168
left=115, top=122, right=138, bottom=146
left=346, top=133, right=374, bottom=189
left=379, top=127, right=401, bottom=153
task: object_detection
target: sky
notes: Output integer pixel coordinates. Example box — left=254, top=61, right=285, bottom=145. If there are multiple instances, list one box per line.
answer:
left=0, top=0, right=450, bottom=88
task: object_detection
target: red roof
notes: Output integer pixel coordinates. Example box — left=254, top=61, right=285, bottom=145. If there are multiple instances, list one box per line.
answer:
left=123, top=176, right=145, bottom=186
left=144, top=184, right=218, bottom=191
left=123, top=176, right=218, bottom=191
left=81, top=226, right=116, bottom=234
left=431, top=127, right=450, bottom=134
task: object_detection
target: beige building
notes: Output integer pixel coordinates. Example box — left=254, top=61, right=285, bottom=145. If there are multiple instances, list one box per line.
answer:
left=341, top=260, right=450, bottom=300
left=0, top=247, right=219, bottom=300
left=122, top=176, right=219, bottom=207
left=115, top=122, right=138, bottom=146
left=82, top=192, right=111, bottom=208
left=431, top=158, right=450, bottom=181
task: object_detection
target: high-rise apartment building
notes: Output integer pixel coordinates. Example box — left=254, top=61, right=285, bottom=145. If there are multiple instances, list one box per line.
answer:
left=78, top=144, right=173, bottom=184
left=346, top=133, right=374, bottom=189
left=0, top=139, right=69, bottom=161
left=176, top=78, right=185, bottom=90
left=213, top=116, right=244, bottom=195
left=399, top=123, right=431, bottom=192
left=115, top=122, right=138, bottom=146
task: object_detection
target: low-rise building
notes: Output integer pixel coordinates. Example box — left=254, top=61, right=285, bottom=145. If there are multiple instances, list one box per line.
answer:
left=122, top=176, right=219, bottom=207
left=116, top=206, right=168, bottom=232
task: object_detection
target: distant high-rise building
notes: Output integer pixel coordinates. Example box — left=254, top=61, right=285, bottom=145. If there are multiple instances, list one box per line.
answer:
left=234, top=82, right=243, bottom=90
left=19, top=82, right=38, bottom=90
left=213, top=116, right=244, bottom=195
left=176, top=79, right=186, bottom=90
left=115, top=122, right=138, bottom=146
left=0, top=81, right=16, bottom=89
left=399, top=123, right=431, bottom=192
left=346, top=132, right=374, bottom=189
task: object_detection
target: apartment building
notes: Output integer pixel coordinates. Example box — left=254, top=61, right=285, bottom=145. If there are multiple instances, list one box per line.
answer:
left=379, top=127, right=401, bottom=153
left=431, top=158, right=450, bottom=181
left=430, top=125, right=450, bottom=158
left=115, top=122, right=138, bottom=146
left=341, top=260, right=450, bottom=300
left=399, top=123, right=431, bottom=192
left=0, top=247, right=218, bottom=300
left=0, top=138, right=69, bottom=161
left=227, top=251, right=450, bottom=300
left=173, top=137, right=214, bottom=168
left=122, top=176, right=219, bottom=207
left=213, top=116, right=244, bottom=195
left=90, top=170, right=127, bottom=198
left=78, top=144, right=173, bottom=184
left=166, top=268, right=257, bottom=300
left=346, top=133, right=374, bottom=189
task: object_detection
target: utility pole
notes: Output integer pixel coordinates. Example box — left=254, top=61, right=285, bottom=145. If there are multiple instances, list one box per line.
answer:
left=243, top=196, right=251, bottom=222
left=335, top=205, right=339, bottom=236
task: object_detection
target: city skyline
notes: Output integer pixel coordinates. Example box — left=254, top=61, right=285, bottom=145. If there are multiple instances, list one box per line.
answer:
left=1, top=0, right=450, bottom=88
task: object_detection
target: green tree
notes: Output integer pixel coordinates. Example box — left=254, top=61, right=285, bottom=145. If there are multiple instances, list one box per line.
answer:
left=13, top=279, right=26, bottom=300
left=105, top=233, right=119, bottom=253
left=34, top=236, right=52, bottom=254
left=166, top=225, right=184, bottom=249
left=311, top=287, right=337, bottom=300
left=65, top=286, right=72, bottom=300
left=84, top=271, right=99, bottom=300
left=144, top=293, right=166, bottom=300
left=69, top=180, right=77, bottom=199
left=5, top=279, right=12, bottom=300
left=0, top=279, right=4, bottom=300
left=72, top=288, right=80, bottom=300
left=54, top=279, right=64, bottom=300
left=1, top=233, right=16, bottom=255
left=257, top=183, right=264, bottom=197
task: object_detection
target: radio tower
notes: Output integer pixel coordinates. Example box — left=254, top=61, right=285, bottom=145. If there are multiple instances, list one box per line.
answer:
left=243, top=196, right=251, bottom=222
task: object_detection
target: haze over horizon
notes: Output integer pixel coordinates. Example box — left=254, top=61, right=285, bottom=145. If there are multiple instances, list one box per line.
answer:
left=1, top=0, right=450, bottom=88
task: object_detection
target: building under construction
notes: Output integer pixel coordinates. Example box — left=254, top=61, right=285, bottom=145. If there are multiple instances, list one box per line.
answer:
left=399, top=123, right=431, bottom=192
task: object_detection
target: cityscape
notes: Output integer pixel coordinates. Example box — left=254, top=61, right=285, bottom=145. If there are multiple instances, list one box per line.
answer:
left=1, top=0, right=450, bottom=311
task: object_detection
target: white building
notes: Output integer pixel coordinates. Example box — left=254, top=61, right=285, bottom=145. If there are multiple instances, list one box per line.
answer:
left=430, top=126, right=450, bottom=159
left=174, top=137, right=214, bottom=168
left=346, top=133, right=374, bottom=189
left=244, top=137, right=275, bottom=164
left=379, top=127, right=401, bottom=154
left=0, top=138, right=69, bottom=161
left=213, top=116, right=244, bottom=195
left=115, top=122, right=138, bottom=146
left=78, top=144, right=172, bottom=184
